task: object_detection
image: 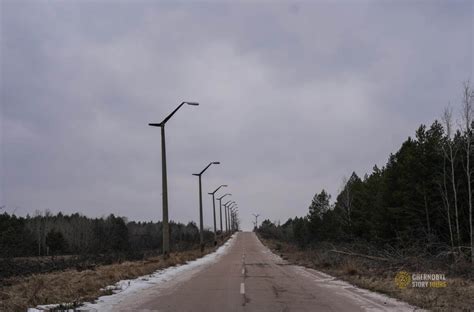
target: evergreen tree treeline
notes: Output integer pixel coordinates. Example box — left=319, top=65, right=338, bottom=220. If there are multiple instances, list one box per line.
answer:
left=259, top=83, right=474, bottom=262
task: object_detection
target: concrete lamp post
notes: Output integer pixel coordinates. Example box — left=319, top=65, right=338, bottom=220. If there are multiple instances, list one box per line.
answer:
left=217, top=193, right=231, bottom=236
left=149, top=101, right=199, bottom=258
left=193, top=161, right=220, bottom=252
left=208, top=185, right=227, bottom=245
left=223, top=200, right=233, bottom=233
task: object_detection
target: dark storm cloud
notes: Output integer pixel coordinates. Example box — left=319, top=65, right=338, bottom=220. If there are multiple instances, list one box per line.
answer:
left=1, top=0, right=472, bottom=230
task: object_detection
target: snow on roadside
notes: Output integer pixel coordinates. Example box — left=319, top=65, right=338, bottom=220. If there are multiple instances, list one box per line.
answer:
left=293, top=266, right=423, bottom=312
left=29, top=234, right=236, bottom=312
left=257, top=236, right=422, bottom=312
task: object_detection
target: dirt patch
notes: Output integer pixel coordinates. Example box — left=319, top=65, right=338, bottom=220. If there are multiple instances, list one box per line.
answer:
left=259, top=237, right=474, bottom=311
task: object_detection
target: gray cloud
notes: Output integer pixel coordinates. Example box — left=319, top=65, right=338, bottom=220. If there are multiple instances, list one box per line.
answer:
left=1, top=0, right=473, bottom=230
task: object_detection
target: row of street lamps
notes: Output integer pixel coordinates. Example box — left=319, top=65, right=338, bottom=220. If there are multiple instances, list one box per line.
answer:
left=149, top=101, right=239, bottom=257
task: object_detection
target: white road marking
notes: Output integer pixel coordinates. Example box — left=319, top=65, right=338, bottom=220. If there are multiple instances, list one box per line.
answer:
left=240, top=282, right=245, bottom=294
left=241, top=268, right=245, bottom=275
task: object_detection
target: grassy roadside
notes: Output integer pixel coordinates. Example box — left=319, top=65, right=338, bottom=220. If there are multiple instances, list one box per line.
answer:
left=258, top=236, right=473, bottom=311
left=0, top=239, right=229, bottom=312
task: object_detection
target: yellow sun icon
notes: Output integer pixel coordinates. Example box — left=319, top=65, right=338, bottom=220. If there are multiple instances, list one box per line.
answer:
left=395, top=271, right=411, bottom=289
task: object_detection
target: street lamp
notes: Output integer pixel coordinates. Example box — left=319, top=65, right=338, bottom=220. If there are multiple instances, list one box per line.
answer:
left=208, top=184, right=227, bottom=245
left=230, top=207, right=238, bottom=232
left=193, top=161, right=220, bottom=252
left=217, top=193, right=231, bottom=235
left=223, top=200, right=233, bottom=233
left=149, top=101, right=199, bottom=258
left=224, top=200, right=235, bottom=232
left=252, top=214, right=260, bottom=230
left=228, top=202, right=236, bottom=230
left=229, top=204, right=237, bottom=232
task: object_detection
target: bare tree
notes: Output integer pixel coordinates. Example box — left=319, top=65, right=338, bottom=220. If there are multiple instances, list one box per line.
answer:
left=460, top=81, right=473, bottom=263
left=33, top=210, right=44, bottom=256
left=442, top=106, right=460, bottom=250
left=438, top=159, right=455, bottom=249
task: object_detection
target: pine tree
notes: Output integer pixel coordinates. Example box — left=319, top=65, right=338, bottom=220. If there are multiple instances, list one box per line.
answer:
left=308, top=190, right=331, bottom=240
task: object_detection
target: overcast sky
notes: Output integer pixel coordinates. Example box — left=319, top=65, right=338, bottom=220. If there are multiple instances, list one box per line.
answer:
left=1, top=0, right=473, bottom=230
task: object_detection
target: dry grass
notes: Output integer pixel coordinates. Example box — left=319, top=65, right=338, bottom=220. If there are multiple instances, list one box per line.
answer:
left=260, top=238, right=474, bottom=311
left=0, top=243, right=225, bottom=312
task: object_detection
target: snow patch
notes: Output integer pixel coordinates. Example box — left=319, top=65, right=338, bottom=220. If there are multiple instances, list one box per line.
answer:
left=257, top=237, right=422, bottom=312
left=292, top=262, right=424, bottom=311
left=29, top=235, right=236, bottom=312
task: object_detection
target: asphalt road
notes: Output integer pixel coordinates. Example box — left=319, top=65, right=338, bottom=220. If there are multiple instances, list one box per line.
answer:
left=112, top=232, right=417, bottom=311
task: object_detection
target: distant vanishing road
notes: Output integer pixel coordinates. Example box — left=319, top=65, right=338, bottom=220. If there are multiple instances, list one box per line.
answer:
left=99, top=232, right=417, bottom=311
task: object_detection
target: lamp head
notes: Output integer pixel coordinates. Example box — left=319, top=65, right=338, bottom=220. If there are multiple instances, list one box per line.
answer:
left=148, top=123, right=162, bottom=127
